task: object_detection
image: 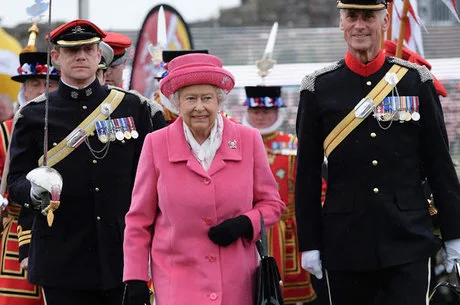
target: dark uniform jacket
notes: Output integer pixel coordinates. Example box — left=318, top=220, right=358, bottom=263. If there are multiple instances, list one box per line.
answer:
left=295, top=51, right=460, bottom=271
left=7, top=79, right=166, bottom=290
left=17, top=208, right=36, bottom=261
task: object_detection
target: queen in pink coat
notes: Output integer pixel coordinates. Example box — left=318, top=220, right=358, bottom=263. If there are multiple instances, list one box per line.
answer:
left=123, top=53, right=285, bottom=305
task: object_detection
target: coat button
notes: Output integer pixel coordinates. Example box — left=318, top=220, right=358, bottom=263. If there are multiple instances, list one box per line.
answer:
left=94, top=187, right=100, bottom=192
left=92, top=160, right=98, bottom=164
left=208, top=255, right=217, bottom=262
left=202, top=178, right=210, bottom=185
left=53, top=142, right=58, bottom=147
left=373, top=188, right=379, bottom=194
left=96, top=216, right=101, bottom=220
left=366, top=81, right=372, bottom=86
left=370, top=132, right=377, bottom=138
left=372, top=160, right=378, bottom=166
left=82, top=105, right=88, bottom=110
left=209, top=293, right=217, bottom=300
left=204, top=216, right=212, bottom=225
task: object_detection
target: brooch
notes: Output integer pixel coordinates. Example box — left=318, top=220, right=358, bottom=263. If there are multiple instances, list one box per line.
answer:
left=228, top=139, right=237, bottom=149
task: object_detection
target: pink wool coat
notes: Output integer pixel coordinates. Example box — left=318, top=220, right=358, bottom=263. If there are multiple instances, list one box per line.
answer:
left=123, top=115, right=285, bottom=305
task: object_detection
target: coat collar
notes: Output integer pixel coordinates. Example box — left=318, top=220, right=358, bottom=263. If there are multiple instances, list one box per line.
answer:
left=58, top=77, right=105, bottom=101
left=167, top=115, right=242, bottom=176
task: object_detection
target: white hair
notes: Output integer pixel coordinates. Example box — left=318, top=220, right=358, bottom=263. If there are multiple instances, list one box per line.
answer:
left=167, top=86, right=228, bottom=113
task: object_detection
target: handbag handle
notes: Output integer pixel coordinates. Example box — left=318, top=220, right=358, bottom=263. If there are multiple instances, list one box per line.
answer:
left=429, top=262, right=460, bottom=300
left=256, top=211, right=269, bottom=258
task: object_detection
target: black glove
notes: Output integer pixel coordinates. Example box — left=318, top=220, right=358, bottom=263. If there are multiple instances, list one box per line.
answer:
left=126, top=280, right=150, bottom=305
left=208, top=215, right=253, bottom=246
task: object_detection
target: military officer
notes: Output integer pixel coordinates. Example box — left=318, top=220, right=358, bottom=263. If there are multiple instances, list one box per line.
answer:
left=103, top=31, right=132, bottom=88
left=242, top=85, right=317, bottom=304
left=295, top=1, right=460, bottom=304
left=7, top=19, right=166, bottom=305
left=96, top=41, right=114, bottom=84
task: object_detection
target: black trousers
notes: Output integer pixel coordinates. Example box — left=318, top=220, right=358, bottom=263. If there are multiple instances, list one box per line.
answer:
left=326, top=258, right=431, bottom=305
left=42, top=285, right=126, bottom=305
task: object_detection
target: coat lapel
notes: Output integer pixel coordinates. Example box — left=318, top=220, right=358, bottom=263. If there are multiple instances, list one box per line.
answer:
left=167, top=115, right=242, bottom=177
left=207, top=116, right=242, bottom=176
left=167, top=117, right=207, bottom=177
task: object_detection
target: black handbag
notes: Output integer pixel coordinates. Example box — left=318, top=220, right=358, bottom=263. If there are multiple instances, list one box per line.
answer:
left=255, top=212, right=284, bottom=305
left=430, top=262, right=460, bottom=304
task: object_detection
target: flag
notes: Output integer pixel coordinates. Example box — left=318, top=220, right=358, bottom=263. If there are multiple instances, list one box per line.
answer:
left=391, top=0, right=425, bottom=56
left=440, top=0, right=460, bottom=22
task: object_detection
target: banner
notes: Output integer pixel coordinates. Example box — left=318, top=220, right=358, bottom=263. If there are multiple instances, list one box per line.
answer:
left=129, top=4, right=194, bottom=99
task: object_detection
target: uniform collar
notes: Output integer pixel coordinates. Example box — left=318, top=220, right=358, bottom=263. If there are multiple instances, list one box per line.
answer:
left=58, top=77, right=104, bottom=101
left=345, top=50, right=385, bottom=77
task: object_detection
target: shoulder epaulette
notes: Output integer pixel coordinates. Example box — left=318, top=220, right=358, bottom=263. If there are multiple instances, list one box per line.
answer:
left=300, top=60, right=344, bottom=93
left=388, top=57, right=433, bottom=83
left=107, top=86, right=164, bottom=117
left=17, top=93, right=47, bottom=119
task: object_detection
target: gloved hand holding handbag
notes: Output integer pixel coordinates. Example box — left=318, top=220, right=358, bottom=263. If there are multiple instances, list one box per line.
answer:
left=208, top=215, right=253, bottom=246
left=301, top=250, right=323, bottom=279
left=126, top=280, right=151, bottom=305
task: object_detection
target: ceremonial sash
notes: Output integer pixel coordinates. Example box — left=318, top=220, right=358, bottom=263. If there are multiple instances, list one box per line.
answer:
left=38, top=89, right=125, bottom=167
left=323, top=64, right=408, bottom=157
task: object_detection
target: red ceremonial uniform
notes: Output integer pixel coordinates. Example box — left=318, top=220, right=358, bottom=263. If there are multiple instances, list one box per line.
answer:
left=0, top=119, right=44, bottom=305
left=263, top=130, right=316, bottom=304
left=243, top=85, right=319, bottom=304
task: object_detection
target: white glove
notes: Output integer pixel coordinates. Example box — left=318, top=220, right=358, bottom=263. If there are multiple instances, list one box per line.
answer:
left=29, top=182, right=49, bottom=207
left=445, top=238, right=460, bottom=273
left=20, top=257, right=29, bottom=270
left=0, top=194, right=8, bottom=210
left=301, top=250, right=323, bottom=279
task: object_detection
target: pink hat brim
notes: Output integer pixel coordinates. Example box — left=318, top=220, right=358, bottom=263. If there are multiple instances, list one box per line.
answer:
left=160, top=66, right=235, bottom=97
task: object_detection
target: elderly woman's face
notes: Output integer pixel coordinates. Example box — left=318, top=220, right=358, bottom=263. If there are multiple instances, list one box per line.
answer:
left=178, top=84, right=219, bottom=140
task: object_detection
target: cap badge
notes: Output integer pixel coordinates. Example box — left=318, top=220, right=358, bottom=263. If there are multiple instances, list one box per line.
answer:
left=228, top=139, right=237, bottom=149
left=71, top=26, right=84, bottom=34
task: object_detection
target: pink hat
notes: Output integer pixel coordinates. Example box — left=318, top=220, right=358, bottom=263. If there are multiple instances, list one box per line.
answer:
left=160, top=53, right=235, bottom=97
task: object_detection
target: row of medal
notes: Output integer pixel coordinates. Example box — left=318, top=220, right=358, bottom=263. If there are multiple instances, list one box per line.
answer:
left=271, top=141, right=298, bottom=156
left=373, top=96, right=421, bottom=122
left=95, top=117, right=139, bottom=143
